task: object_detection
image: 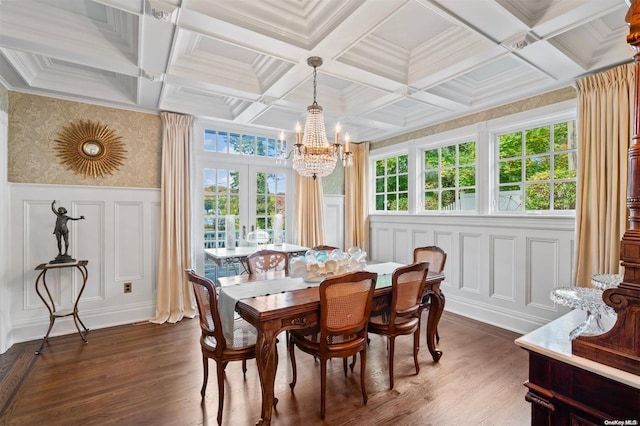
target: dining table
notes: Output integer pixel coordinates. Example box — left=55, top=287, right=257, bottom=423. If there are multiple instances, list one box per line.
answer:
left=217, top=262, right=446, bottom=425
left=204, top=243, right=309, bottom=280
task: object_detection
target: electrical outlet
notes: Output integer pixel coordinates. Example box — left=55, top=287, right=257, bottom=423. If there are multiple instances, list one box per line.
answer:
left=124, top=282, right=132, bottom=293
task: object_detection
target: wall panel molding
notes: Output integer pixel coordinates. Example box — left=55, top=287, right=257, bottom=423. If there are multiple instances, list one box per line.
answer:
left=526, top=237, right=559, bottom=311
left=460, top=233, right=482, bottom=294
left=8, top=183, right=160, bottom=348
left=114, top=201, right=144, bottom=282
left=489, top=234, right=517, bottom=303
left=323, top=195, right=344, bottom=250
left=370, top=214, right=575, bottom=333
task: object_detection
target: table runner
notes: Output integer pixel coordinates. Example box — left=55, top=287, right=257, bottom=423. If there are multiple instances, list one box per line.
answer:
left=219, top=276, right=312, bottom=342
left=218, top=262, right=405, bottom=343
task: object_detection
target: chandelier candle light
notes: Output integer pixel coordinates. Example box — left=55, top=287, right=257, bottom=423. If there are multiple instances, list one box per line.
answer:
left=276, top=57, right=353, bottom=179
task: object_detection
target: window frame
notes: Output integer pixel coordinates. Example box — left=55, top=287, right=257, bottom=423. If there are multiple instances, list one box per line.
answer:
left=419, top=136, right=479, bottom=214
left=369, top=144, right=411, bottom=214
left=368, top=100, right=577, bottom=217
left=193, top=120, right=296, bottom=275
left=488, top=102, right=577, bottom=216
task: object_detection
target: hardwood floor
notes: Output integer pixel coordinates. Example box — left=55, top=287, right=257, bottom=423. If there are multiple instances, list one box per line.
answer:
left=1, top=312, right=530, bottom=425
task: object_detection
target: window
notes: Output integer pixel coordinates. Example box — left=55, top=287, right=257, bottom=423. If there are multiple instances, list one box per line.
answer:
left=255, top=172, right=287, bottom=240
left=204, top=129, right=283, bottom=157
left=374, top=154, right=409, bottom=211
left=423, top=141, right=476, bottom=211
left=497, top=120, right=576, bottom=212
left=203, top=168, right=240, bottom=249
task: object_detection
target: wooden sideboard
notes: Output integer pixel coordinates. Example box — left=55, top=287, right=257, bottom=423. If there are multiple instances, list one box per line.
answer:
left=515, top=310, right=639, bottom=425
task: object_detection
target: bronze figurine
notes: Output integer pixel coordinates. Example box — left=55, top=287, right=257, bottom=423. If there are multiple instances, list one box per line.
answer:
left=51, top=200, right=84, bottom=264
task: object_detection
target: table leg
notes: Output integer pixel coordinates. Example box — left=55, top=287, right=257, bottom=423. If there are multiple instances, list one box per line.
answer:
left=255, top=323, right=279, bottom=425
left=73, top=264, right=90, bottom=342
left=34, top=270, right=55, bottom=355
left=425, top=290, right=444, bottom=362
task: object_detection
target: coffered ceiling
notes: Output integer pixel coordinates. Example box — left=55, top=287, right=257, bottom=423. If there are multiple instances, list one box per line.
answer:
left=0, top=0, right=633, bottom=142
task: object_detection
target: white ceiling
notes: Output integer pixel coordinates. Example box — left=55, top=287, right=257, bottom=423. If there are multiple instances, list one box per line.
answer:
left=0, top=0, right=633, bottom=142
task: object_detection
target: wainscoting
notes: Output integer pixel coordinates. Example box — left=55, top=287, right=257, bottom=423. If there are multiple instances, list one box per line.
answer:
left=323, top=194, right=344, bottom=250
left=370, top=214, right=575, bottom=334
left=6, top=183, right=160, bottom=351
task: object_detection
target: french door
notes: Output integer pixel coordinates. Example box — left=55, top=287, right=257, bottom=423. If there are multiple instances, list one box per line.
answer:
left=196, top=160, right=294, bottom=277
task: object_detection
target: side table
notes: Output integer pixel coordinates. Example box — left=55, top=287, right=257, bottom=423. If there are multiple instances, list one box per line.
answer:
left=34, top=260, right=90, bottom=355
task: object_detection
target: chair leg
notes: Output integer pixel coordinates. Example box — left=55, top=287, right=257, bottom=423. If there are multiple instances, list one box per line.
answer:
left=288, top=335, right=297, bottom=391
left=360, top=349, right=368, bottom=405
left=349, top=354, right=357, bottom=372
left=413, top=328, right=420, bottom=374
left=216, top=361, right=225, bottom=425
left=436, top=327, right=440, bottom=343
left=242, top=359, right=247, bottom=377
left=388, top=337, right=396, bottom=390
left=320, top=359, right=327, bottom=420
left=200, top=354, right=209, bottom=398
left=343, top=357, right=348, bottom=376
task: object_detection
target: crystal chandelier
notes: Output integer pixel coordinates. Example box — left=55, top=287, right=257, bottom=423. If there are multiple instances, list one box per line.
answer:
left=277, top=57, right=352, bottom=179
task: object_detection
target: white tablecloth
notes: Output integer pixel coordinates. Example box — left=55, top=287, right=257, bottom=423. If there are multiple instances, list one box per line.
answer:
left=218, top=262, right=405, bottom=344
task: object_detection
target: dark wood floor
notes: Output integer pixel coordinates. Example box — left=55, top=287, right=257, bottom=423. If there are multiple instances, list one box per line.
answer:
left=1, top=312, right=530, bottom=425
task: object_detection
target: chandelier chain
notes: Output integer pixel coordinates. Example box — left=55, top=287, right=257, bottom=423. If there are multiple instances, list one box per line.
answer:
left=312, top=65, right=318, bottom=106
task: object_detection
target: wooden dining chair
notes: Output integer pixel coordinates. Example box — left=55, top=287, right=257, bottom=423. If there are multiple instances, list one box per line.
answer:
left=311, top=245, right=340, bottom=252
left=287, top=271, right=377, bottom=420
left=185, top=269, right=258, bottom=425
left=246, top=249, right=289, bottom=275
left=413, top=246, right=447, bottom=343
left=368, top=262, right=429, bottom=390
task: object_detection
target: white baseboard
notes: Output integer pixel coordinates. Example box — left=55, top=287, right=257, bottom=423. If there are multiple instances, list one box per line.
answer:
left=8, top=302, right=156, bottom=347
left=443, top=296, right=563, bottom=335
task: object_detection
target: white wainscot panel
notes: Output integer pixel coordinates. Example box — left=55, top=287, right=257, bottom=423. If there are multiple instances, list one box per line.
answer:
left=24, top=200, right=59, bottom=310
left=460, top=233, right=481, bottom=293
left=393, top=228, right=410, bottom=263
left=372, top=227, right=391, bottom=261
left=429, top=231, right=457, bottom=289
left=434, top=232, right=453, bottom=287
left=115, top=202, right=144, bottom=281
left=411, top=229, right=429, bottom=252
left=527, top=237, right=558, bottom=310
left=74, top=201, right=104, bottom=302
left=490, top=235, right=516, bottom=302
left=323, top=195, right=344, bottom=250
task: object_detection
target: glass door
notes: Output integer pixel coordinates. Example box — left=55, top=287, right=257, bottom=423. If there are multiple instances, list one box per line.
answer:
left=203, top=166, right=290, bottom=248
left=198, top=162, right=293, bottom=278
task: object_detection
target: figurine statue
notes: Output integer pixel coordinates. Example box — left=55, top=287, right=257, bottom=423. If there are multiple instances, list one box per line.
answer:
left=51, top=200, right=85, bottom=264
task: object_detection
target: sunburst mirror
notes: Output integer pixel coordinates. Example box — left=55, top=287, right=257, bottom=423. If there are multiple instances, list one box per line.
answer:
left=54, top=120, right=127, bottom=178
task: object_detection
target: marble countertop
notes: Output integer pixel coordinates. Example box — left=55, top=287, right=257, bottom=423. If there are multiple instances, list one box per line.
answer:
left=515, top=309, right=640, bottom=389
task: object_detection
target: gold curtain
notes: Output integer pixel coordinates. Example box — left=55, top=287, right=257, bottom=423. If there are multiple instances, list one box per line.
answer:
left=575, top=63, right=635, bottom=286
left=151, top=112, right=196, bottom=323
left=344, top=142, right=369, bottom=251
left=295, top=174, right=325, bottom=247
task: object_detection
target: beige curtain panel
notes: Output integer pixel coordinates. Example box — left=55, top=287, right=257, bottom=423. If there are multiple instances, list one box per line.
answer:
left=345, top=142, right=370, bottom=252
left=295, top=174, right=325, bottom=247
left=575, top=62, right=635, bottom=286
left=152, top=112, right=197, bottom=324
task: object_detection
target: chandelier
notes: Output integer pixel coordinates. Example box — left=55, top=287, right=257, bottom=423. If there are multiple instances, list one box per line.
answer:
left=277, top=57, right=352, bottom=179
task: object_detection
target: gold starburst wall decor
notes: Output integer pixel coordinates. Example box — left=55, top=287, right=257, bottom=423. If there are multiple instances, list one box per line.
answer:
left=54, top=120, right=127, bottom=178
